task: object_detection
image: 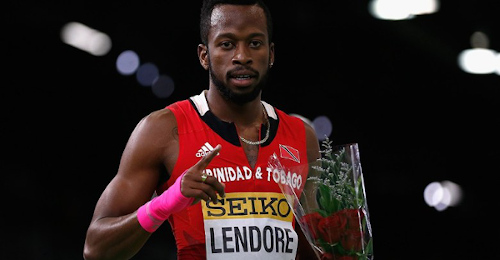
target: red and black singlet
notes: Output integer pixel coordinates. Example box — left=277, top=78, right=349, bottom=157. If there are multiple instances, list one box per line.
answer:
left=159, top=91, right=309, bottom=260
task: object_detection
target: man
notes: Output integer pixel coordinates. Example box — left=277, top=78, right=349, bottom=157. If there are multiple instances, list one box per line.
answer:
left=83, top=0, right=320, bottom=259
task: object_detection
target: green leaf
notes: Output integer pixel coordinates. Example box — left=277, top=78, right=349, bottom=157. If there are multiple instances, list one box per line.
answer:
left=318, top=184, right=331, bottom=208
left=330, top=196, right=341, bottom=213
left=316, top=208, right=329, bottom=217
left=365, top=237, right=373, bottom=254
left=333, top=242, right=347, bottom=255
left=317, top=238, right=336, bottom=254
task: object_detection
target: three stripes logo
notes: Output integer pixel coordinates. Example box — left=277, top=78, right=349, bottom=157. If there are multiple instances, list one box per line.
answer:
left=279, top=144, right=300, bottom=163
left=196, top=142, right=216, bottom=158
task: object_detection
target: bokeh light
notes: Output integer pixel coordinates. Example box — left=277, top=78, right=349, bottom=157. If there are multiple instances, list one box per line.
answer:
left=152, top=75, right=175, bottom=99
left=312, top=115, right=332, bottom=141
left=60, top=21, right=112, bottom=56
left=116, top=50, right=140, bottom=76
left=136, top=62, right=159, bottom=87
left=424, top=180, right=463, bottom=211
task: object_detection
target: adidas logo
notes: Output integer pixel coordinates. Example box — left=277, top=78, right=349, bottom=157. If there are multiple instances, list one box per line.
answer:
left=196, top=142, right=216, bottom=157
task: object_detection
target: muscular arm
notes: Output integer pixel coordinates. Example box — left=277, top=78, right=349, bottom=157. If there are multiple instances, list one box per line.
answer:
left=304, top=122, right=321, bottom=165
left=83, top=109, right=178, bottom=260
left=296, top=121, right=321, bottom=259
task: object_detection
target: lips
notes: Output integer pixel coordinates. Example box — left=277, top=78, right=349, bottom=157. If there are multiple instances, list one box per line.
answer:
left=232, top=74, right=253, bottom=80
left=229, top=75, right=254, bottom=87
left=228, top=68, right=258, bottom=87
left=229, top=69, right=257, bottom=79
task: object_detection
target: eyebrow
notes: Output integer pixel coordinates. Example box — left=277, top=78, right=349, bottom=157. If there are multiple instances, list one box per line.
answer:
left=214, top=32, right=267, bottom=40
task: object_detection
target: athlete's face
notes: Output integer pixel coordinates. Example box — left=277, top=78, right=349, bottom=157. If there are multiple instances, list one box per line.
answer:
left=199, top=4, right=274, bottom=105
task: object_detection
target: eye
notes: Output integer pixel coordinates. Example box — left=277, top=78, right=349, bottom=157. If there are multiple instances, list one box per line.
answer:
left=220, top=41, right=234, bottom=49
left=250, top=40, right=263, bottom=48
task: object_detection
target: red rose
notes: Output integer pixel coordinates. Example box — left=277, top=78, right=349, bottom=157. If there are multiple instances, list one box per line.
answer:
left=341, top=229, right=363, bottom=251
left=335, top=256, right=357, bottom=260
left=338, top=208, right=364, bottom=231
left=320, top=252, right=335, bottom=260
left=318, top=212, right=347, bottom=244
left=300, top=212, right=323, bottom=240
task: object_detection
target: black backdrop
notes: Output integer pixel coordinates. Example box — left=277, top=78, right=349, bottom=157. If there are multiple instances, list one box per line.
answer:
left=3, top=0, right=499, bottom=259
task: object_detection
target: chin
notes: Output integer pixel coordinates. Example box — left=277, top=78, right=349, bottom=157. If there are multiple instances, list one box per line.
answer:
left=218, top=85, right=261, bottom=105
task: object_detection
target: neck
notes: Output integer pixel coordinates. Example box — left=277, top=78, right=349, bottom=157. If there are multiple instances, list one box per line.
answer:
left=205, top=88, right=264, bottom=127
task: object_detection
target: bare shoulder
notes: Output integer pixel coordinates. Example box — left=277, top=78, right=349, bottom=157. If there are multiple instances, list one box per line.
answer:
left=138, top=107, right=176, bottom=130
left=130, top=108, right=178, bottom=142
left=122, top=107, right=179, bottom=171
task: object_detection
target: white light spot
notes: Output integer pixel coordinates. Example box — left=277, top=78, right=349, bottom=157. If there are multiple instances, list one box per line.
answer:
left=424, top=180, right=463, bottom=211
left=458, top=48, right=498, bottom=74
left=60, top=21, right=112, bottom=56
left=369, top=0, right=439, bottom=20
left=369, top=0, right=414, bottom=20
left=424, top=181, right=443, bottom=207
left=116, top=50, right=140, bottom=75
left=441, top=180, right=463, bottom=207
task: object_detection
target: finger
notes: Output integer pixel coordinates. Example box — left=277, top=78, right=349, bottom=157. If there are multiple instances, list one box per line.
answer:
left=182, top=175, right=224, bottom=202
left=194, top=144, right=221, bottom=170
left=186, top=175, right=225, bottom=202
left=187, top=180, right=221, bottom=203
left=201, top=182, right=219, bottom=203
left=187, top=188, right=212, bottom=203
left=202, top=176, right=226, bottom=199
left=199, top=181, right=226, bottom=203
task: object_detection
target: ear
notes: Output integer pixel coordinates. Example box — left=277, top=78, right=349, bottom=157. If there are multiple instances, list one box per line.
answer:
left=198, top=44, right=209, bottom=70
left=269, top=42, right=275, bottom=67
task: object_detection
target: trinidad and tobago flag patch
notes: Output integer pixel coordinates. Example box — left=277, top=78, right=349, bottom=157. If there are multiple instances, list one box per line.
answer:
left=279, top=144, right=300, bottom=163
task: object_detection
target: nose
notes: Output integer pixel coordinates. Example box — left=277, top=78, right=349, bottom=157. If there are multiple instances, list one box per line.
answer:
left=232, top=45, right=252, bottom=65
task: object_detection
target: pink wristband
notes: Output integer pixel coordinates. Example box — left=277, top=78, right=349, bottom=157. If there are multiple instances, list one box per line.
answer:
left=137, top=171, right=194, bottom=232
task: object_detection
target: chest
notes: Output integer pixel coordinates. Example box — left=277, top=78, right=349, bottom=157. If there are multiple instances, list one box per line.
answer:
left=241, top=142, right=259, bottom=168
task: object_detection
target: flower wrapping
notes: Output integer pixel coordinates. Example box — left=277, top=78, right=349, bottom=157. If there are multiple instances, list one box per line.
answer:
left=269, top=139, right=374, bottom=260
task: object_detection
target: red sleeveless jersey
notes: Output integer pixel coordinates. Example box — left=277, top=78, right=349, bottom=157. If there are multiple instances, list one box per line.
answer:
left=159, top=91, right=309, bottom=260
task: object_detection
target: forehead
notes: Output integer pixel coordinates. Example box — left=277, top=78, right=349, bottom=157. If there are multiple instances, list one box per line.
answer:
left=209, top=4, right=268, bottom=39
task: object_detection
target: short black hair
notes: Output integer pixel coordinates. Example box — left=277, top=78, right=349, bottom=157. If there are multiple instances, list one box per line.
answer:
left=199, top=0, right=273, bottom=46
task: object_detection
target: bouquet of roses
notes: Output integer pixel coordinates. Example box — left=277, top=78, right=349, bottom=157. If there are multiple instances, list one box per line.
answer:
left=269, top=138, right=373, bottom=260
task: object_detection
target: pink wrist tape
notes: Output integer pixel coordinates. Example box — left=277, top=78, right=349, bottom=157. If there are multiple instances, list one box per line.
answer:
left=137, top=171, right=194, bottom=232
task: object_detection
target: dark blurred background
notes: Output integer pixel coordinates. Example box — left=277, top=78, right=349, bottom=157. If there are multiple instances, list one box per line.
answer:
left=2, top=0, right=499, bottom=259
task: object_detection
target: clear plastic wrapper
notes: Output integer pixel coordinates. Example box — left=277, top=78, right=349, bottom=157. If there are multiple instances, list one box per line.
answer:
left=269, top=139, right=374, bottom=260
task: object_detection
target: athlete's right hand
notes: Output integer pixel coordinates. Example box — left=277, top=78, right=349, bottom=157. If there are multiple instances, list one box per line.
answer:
left=180, top=144, right=225, bottom=204
left=137, top=144, right=225, bottom=232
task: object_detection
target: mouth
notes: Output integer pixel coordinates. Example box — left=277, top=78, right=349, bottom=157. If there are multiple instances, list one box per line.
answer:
left=228, top=70, right=258, bottom=87
left=231, top=74, right=254, bottom=80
